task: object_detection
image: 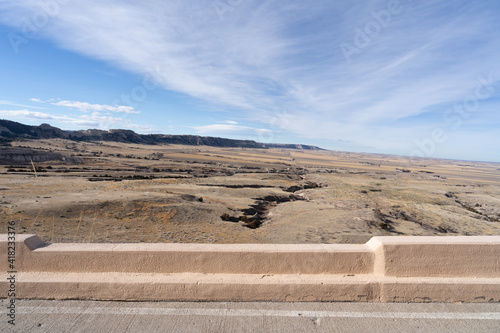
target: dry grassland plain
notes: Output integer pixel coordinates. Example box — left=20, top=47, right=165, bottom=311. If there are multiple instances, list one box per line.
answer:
left=1, top=139, right=499, bottom=244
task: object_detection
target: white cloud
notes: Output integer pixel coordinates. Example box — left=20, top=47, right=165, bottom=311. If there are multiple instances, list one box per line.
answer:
left=0, top=109, right=153, bottom=132
left=52, top=100, right=140, bottom=114
left=0, top=100, right=46, bottom=109
left=0, top=1, right=499, bottom=159
left=29, top=98, right=44, bottom=103
left=0, top=109, right=54, bottom=120
left=193, top=123, right=274, bottom=140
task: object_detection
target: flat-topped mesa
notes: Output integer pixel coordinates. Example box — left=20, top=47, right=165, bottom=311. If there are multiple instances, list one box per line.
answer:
left=0, top=119, right=323, bottom=150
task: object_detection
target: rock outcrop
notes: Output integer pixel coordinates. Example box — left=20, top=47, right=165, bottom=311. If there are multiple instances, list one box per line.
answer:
left=0, top=148, right=82, bottom=164
left=0, top=119, right=323, bottom=150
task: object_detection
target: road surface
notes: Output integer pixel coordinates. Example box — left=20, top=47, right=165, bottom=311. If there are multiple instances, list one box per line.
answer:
left=2, top=299, right=499, bottom=332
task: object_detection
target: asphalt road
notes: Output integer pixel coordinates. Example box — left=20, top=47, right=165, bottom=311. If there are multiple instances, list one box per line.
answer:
left=2, top=299, right=500, bottom=332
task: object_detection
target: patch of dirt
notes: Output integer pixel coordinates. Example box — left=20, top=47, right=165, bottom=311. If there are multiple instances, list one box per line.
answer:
left=1, top=139, right=499, bottom=243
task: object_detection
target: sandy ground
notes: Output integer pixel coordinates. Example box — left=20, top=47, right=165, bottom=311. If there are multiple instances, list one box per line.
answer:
left=1, top=139, right=499, bottom=244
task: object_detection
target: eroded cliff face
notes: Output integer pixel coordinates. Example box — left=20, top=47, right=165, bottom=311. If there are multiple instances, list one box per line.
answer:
left=0, top=148, right=82, bottom=164
left=0, top=119, right=323, bottom=150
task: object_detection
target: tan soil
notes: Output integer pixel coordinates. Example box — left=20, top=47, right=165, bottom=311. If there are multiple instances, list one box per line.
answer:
left=1, top=139, right=499, bottom=243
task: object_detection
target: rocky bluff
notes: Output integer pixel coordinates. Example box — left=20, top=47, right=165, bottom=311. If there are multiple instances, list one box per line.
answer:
left=0, top=119, right=323, bottom=150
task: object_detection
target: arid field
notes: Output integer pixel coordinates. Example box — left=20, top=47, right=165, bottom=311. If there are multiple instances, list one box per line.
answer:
left=1, top=139, right=499, bottom=244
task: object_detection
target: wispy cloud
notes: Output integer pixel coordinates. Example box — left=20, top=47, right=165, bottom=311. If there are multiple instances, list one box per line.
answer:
left=0, top=109, right=154, bottom=132
left=1, top=1, right=499, bottom=159
left=52, top=100, right=140, bottom=114
left=193, top=123, right=274, bottom=139
left=0, top=100, right=46, bottom=109
left=0, top=110, right=54, bottom=120
left=1, top=97, right=147, bottom=132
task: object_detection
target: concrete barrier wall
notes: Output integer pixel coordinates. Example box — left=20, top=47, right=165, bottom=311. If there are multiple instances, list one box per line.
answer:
left=1, top=235, right=500, bottom=302
left=367, top=236, right=500, bottom=278
left=1, top=236, right=374, bottom=274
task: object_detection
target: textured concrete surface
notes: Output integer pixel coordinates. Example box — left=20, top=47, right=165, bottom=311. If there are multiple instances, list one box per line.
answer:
left=1, top=235, right=374, bottom=274
left=5, top=272, right=500, bottom=302
left=2, top=235, right=500, bottom=302
left=368, top=236, right=500, bottom=277
left=1, top=299, right=500, bottom=333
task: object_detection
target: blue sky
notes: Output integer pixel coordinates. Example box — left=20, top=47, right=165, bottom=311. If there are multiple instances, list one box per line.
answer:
left=0, top=0, right=499, bottom=162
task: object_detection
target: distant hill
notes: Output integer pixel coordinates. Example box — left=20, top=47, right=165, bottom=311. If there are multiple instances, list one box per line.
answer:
left=0, top=119, right=323, bottom=150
